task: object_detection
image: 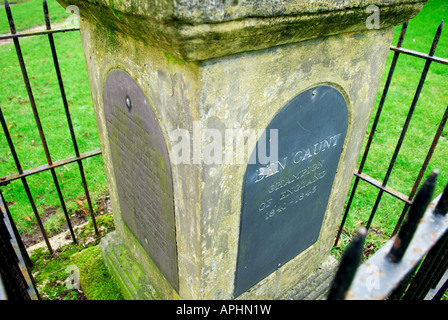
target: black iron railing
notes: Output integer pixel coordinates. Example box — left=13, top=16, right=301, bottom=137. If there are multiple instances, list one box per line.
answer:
left=0, top=0, right=101, bottom=259
left=329, top=171, right=448, bottom=300
left=0, top=0, right=103, bottom=300
left=0, top=192, right=38, bottom=300
left=335, top=20, right=448, bottom=244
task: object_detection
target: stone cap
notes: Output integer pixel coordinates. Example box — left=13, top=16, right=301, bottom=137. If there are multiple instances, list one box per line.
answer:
left=58, top=0, right=427, bottom=61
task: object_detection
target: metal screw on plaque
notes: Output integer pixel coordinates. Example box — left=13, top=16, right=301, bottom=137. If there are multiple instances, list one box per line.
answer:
left=125, top=95, right=132, bottom=110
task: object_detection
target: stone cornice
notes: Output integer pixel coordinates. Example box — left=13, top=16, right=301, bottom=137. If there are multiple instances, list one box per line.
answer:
left=57, top=0, right=427, bottom=61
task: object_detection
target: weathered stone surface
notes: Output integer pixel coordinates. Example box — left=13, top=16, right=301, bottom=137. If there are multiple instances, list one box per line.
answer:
left=71, top=0, right=427, bottom=300
left=100, top=232, right=158, bottom=300
left=279, top=256, right=338, bottom=300
left=57, top=0, right=427, bottom=61
left=88, top=24, right=395, bottom=299
left=100, top=231, right=179, bottom=300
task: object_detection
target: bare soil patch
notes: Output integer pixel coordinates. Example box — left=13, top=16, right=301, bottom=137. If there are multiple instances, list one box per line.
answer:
left=21, top=191, right=111, bottom=248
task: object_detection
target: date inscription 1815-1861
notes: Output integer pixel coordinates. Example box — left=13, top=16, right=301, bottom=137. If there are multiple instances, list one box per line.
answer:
left=234, top=85, right=348, bottom=297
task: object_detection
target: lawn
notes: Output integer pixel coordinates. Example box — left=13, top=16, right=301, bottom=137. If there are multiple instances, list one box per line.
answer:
left=0, top=0, right=107, bottom=237
left=337, top=0, right=448, bottom=254
left=0, top=0, right=70, bottom=34
left=29, top=212, right=123, bottom=300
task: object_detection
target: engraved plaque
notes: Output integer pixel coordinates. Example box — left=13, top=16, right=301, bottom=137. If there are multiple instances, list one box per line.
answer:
left=234, top=85, right=348, bottom=296
left=103, top=70, right=178, bottom=290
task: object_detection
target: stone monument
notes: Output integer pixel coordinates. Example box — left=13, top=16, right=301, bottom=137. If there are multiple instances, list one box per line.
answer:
left=56, top=0, right=427, bottom=299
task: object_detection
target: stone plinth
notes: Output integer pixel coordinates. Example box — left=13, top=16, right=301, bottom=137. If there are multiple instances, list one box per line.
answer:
left=57, top=0, right=427, bottom=299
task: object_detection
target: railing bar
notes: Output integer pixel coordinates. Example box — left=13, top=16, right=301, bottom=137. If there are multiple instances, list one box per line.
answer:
left=0, top=207, right=31, bottom=299
left=327, top=227, right=367, bottom=300
left=5, top=0, right=77, bottom=246
left=402, top=264, right=427, bottom=299
left=397, top=203, right=411, bottom=240
left=346, top=190, right=448, bottom=300
left=0, top=190, right=31, bottom=268
left=408, top=104, right=448, bottom=200
left=0, top=192, right=40, bottom=299
left=392, top=104, right=448, bottom=235
left=388, top=263, right=419, bottom=300
left=49, top=168, right=77, bottom=243
left=365, top=184, right=386, bottom=230
left=0, top=28, right=79, bottom=40
left=0, top=149, right=102, bottom=186
left=5, top=0, right=52, bottom=165
left=390, top=46, right=448, bottom=65
left=403, top=185, right=448, bottom=299
left=388, top=170, right=437, bottom=263
left=0, top=107, right=23, bottom=175
left=333, top=23, right=408, bottom=246
left=415, top=242, right=448, bottom=299
left=357, top=22, right=408, bottom=176
left=354, top=171, right=412, bottom=204
left=434, top=181, right=448, bottom=215
left=402, top=200, right=448, bottom=299
left=427, top=240, right=448, bottom=290
left=19, top=177, right=53, bottom=254
left=365, top=21, right=443, bottom=231
left=77, top=160, right=99, bottom=235
left=43, top=0, right=98, bottom=236
left=334, top=178, right=361, bottom=246
left=43, top=0, right=80, bottom=158
left=0, top=104, right=53, bottom=254
left=404, top=247, right=440, bottom=299
left=431, top=273, right=448, bottom=300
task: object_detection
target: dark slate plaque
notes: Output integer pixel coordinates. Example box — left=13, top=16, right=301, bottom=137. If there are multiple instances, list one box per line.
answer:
left=234, top=85, right=348, bottom=297
left=103, top=69, right=178, bottom=291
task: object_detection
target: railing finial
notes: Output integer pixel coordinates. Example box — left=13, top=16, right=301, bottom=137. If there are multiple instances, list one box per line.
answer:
left=388, top=170, right=438, bottom=263
left=327, top=227, right=367, bottom=300
left=434, top=180, right=448, bottom=216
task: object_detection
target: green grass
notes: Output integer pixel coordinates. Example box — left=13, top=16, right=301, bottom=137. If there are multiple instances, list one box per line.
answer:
left=0, top=0, right=71, bottom=34
left=336, top=0, right=448, bottom=255
left=30, top=213, right=123, bottom=300
left=0, top=0, right=107, bottom=235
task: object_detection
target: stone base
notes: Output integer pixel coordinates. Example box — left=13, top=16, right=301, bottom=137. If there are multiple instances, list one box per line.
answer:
left=280, top=256, right=338, bottom=300
left=101, top=230, right=338, bottom=300
left=100, top=231, right=160, bottom=300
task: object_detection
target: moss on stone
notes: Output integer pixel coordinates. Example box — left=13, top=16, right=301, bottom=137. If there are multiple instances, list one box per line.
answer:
left=165, top=52, right=186, bottom=66
left=119, top=223, right=179, bottom=298
left=29, top=212, right=122, bottom=300
left=57, top=0, right=426, bottom=61
left=71, top=245, right=123, bottom=300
